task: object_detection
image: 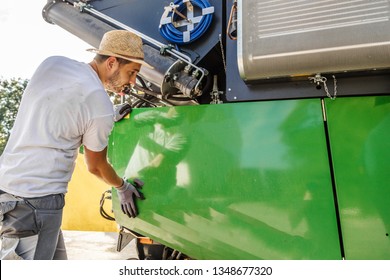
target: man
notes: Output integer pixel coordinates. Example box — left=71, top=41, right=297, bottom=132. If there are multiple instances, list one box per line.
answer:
left=0, top=30, right=150, bottom=259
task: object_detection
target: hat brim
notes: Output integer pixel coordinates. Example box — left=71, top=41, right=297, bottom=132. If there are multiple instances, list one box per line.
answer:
left=87, top=48, right=154, bottom=69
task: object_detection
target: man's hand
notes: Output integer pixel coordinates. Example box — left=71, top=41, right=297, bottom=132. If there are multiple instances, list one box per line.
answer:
left=114, top=103, right=132, bottom=122
left=116, top=179, right=145, bottom=218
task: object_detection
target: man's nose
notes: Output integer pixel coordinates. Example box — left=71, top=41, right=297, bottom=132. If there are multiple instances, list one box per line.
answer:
left=128, top=75, right=137, bottom=85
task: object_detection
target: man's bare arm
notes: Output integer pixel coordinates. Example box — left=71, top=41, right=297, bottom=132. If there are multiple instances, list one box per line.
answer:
left=84, top=146, right=123, bottom=187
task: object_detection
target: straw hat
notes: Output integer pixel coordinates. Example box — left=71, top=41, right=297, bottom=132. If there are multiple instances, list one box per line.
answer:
left=87, top=30, right=153, bottom=68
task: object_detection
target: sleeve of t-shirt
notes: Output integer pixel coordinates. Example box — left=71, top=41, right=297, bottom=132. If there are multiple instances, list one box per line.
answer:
left=82, top=114, right=114, bottom=152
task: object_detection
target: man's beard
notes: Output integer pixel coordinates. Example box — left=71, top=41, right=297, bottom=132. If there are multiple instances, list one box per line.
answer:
left=106, top=69, right=123, bottom=93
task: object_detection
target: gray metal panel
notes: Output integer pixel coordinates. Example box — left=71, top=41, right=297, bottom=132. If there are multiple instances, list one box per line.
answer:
left=238, top=0, right=390, bottom=80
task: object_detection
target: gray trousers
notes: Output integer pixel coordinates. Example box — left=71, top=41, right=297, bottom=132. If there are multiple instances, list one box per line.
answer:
left=0, top=192, right=67, bottom=260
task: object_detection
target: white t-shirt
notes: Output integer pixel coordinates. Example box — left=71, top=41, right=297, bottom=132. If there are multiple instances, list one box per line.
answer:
left=0, top=56, right=114, bottom=197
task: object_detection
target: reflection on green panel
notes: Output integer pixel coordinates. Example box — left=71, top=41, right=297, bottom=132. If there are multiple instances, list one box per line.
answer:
left=109, top=99, right=341, bottom=259
left=325, top=96, right=390, bottom=260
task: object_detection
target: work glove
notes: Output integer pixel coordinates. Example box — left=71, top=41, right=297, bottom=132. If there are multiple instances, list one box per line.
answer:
left=116, top=178, right=145, bottom=218
left=114, top=103, right=132, bottom=122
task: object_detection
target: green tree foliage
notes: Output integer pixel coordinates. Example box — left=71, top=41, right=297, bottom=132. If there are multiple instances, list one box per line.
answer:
left=0, top=78, right=28, bottom=154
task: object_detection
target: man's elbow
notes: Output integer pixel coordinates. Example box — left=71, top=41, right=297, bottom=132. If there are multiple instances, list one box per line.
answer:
left=84, top=146, right=109, bottom=178
left=86, top=165, right=102, bottom=177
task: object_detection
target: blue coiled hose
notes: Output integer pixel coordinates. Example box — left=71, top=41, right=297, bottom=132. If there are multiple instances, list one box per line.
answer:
left=159, top=0, right=213, bottom=45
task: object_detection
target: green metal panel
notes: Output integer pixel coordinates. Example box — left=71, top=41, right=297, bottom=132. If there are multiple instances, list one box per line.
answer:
left=325, top=96, right=390, bottom=260
left=109, top=99, right=341, bottom=259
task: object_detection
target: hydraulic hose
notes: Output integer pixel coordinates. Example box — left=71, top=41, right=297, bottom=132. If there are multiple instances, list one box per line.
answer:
left=159, top=0, right=213, bottom=45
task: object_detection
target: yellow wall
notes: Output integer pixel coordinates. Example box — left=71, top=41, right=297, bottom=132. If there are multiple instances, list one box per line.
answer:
left=62, top=153, right=118, bottom=232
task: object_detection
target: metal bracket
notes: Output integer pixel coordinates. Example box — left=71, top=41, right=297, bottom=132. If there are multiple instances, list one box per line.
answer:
left=210, top=75, right=223, bottom=104
left=309, top=73, right=337, bottom=100
left=116, top=227, right=139, bottom=252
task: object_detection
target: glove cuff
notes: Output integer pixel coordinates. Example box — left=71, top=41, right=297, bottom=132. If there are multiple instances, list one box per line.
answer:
left=116, top=179, right=128, bottom=192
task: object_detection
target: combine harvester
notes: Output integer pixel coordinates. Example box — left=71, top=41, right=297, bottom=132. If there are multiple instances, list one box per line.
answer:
left=43, top=0, right=390, bottom=259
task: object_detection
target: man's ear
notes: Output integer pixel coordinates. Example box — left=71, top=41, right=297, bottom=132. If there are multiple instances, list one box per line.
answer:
left=106, top=56, right=118, bottom=71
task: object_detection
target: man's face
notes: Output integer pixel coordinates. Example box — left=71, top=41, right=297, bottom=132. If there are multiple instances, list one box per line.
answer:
left=105, top=60, right=141, bottom=93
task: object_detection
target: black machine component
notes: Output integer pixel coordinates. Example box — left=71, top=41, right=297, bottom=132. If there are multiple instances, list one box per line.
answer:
left=225, top=0, right=390, bottom=101
left=43, top=0, right=390, bottom=105
left=43, top=0, right=224, bottom=106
